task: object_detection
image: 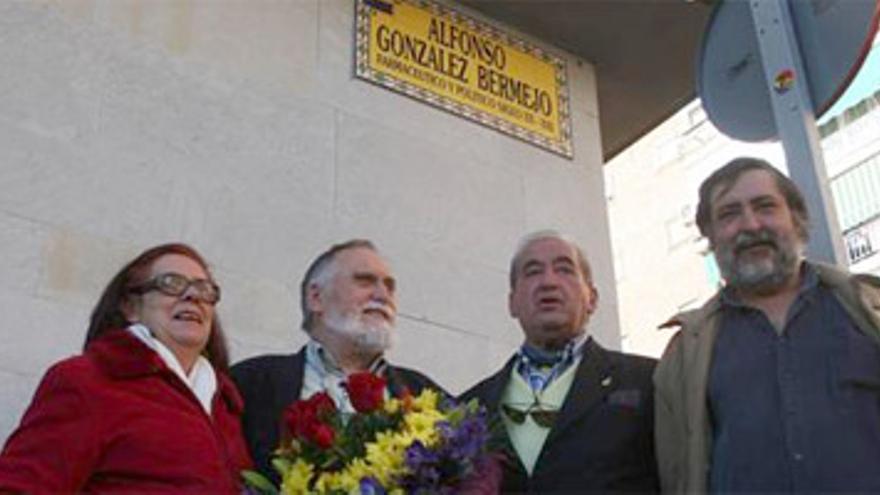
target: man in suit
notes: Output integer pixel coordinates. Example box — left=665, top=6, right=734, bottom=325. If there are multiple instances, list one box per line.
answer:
left=231, top=239, right=444, bottom=480
left=463, top=231, right=659, bottom=493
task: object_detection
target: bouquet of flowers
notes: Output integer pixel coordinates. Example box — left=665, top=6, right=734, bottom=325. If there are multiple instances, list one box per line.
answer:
left=243, top=372, right=501, bottom=494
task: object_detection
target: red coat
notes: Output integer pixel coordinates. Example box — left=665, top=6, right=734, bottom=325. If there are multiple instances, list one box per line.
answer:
left=0, top=330, right=252, bottom=494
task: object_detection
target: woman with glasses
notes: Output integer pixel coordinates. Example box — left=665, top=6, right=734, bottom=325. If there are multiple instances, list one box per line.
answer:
left=0, top=243, right=252, bottom=493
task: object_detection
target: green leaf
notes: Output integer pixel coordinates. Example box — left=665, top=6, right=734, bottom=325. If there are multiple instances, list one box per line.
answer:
left=241, top=470, right=279, bottom=494
left=446, top=406, right=465, bottom=425
left=272, top=456, right=292, bottom=474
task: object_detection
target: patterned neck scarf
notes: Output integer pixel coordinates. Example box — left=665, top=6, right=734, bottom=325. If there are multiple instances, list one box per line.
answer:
left=516, top=334, right=586, bottom=392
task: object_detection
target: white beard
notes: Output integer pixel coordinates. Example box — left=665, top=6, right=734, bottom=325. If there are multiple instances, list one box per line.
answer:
left=323, top=306, right=394, bottom=357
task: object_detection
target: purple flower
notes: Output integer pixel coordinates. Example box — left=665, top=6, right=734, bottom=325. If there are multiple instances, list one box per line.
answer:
left=443, top=413, right=490, bottom=462
left=403, top=441, right=441, bottom=486
left=359, top=476, right=386, bottom=495
left=405, top=441, right=439, bottom=466
left=394, top=403, right=494, bottom=493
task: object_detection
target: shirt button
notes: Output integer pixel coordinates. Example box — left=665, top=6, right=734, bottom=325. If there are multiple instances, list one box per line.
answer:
left=793, top=453, right=804, bottom=461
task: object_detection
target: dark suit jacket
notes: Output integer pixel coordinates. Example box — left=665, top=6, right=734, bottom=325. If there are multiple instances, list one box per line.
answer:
left=230, top=346, right=444, bottom=481
left=462, top=338, right=659, bottom=494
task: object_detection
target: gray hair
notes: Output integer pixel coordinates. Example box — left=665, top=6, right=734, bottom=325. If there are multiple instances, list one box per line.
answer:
left=299, top=239, right=377, bottom=333
left=509, top=230, right=593, bottom=289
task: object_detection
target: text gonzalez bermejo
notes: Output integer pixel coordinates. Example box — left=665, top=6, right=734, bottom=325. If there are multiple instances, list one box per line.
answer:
left=374, top=17, right=554, bottom=118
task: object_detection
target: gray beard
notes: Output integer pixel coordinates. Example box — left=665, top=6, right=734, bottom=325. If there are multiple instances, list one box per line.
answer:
left=716, top=229, right=801, bottom=294
left=323, top=309, right=394, bottom=357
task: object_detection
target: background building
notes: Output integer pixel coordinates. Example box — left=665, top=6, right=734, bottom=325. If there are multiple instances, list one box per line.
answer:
left=607, top=41, right=880, bottom=358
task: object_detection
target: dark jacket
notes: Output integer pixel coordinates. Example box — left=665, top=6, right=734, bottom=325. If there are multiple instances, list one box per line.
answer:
left=0, top=329, right=252, bottom=494
left=462, top=338, right=659, bottom=494
left=230, top=346, right=445, bottom=481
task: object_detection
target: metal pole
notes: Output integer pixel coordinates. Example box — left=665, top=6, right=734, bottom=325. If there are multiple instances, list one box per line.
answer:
left=749, top=0, right=847, bottom=266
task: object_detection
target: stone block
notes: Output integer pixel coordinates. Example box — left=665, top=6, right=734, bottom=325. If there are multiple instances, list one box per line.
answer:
left=388, top=315, right=518, bottom=395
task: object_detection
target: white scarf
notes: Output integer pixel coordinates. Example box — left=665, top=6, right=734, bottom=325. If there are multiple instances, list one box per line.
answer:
left=126, top=324, right=217, bottom=415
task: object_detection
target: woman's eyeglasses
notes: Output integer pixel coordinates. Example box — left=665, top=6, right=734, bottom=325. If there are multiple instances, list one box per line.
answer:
left=501, top=401, right=559, bottom=428
left=130, top=272, right=221, bottom=305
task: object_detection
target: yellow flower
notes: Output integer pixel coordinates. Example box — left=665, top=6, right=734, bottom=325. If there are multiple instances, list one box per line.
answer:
left=345, top=457, right=373, bottom=482
left=313, top=472, right=334, bottom=492
left=405, top=408, right=446, bottom=446
left=316, top=469, right=361, bottom=493
left=364, top=431, right=408, bottom=484
left=280, top=459, right=314, bottom=495
left=410, top=389, right=439, bottom=412
left=383, top=397, right=402, bottom=414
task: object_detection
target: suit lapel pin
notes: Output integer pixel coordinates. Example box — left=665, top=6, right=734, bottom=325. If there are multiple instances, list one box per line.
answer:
left=601, top=376, right=612, bottom=387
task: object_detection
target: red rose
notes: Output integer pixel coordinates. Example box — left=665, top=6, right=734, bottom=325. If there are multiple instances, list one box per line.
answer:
left=310, top=391, right=337, bottom=417
left=283, top=392, right=337, bottom=449
left=283, top=400, right=311, bottom=439
left=346, top=372, right=386, bottom=413
left=310, top=423, right=335, bottom=449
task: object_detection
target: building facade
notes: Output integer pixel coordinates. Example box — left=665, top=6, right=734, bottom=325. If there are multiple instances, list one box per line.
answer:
left=608, top=90, right=880, bottom=358
left=0, top=1, right=619, bottom=444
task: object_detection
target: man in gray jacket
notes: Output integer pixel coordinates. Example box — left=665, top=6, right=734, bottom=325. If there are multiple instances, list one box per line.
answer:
left=654, top=157, right=880, bottom=494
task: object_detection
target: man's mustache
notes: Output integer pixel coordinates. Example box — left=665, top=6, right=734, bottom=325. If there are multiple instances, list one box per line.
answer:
left=361, top=300, right=394, bottom=320
left=733, top=229, right=779, bottom=255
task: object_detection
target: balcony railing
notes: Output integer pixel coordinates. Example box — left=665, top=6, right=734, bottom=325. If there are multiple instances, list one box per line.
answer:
left=843, top=215, right=880, bottom=265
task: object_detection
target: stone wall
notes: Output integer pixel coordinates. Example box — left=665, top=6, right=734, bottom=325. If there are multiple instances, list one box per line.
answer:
left=0, top=0, right=616, bottom=443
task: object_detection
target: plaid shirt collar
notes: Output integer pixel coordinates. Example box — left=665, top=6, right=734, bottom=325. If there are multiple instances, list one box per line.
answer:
left=305, top=339, right=388, bottom=378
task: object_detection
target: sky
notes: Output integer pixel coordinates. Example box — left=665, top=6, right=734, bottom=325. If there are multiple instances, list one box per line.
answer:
left=818, top=35, right=880, bottom=124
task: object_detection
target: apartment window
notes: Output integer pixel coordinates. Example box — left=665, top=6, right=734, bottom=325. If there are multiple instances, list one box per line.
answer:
left=819, top=117, right=839, bottom=138
left=845, top=228, right=875, bottom=264
left=687, top=106, right=707, bottom=129
left=844, top=99, right=873, bottom=124
left=664, top=205, right=697, bottom=251
left=831, top=153, right=880, bottom=231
